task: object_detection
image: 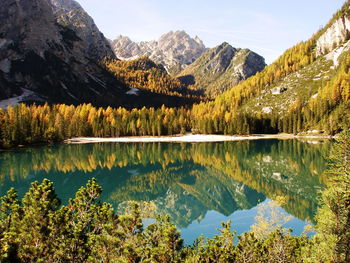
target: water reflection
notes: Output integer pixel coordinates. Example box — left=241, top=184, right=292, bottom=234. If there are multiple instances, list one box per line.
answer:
left=0, top=139, right=330, bottom=230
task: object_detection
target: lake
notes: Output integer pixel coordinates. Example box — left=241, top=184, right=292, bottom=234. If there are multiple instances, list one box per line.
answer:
left=0, top=139, right=331, bottom=244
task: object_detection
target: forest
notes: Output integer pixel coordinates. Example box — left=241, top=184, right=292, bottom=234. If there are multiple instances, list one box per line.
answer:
left=0, top=131, right=349, bottom=262
left=0, top=103, right=191, bottom=148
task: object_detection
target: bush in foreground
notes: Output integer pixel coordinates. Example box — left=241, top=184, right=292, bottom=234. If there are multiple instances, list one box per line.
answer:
left=0, top=178, right=307, bottom=262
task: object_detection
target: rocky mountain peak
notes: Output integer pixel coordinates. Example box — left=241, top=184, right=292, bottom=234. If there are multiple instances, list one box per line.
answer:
left=111, top=35, right=141, bottom=59
left=178, top=42, right=266, bottom=97
left=207, top=43, right=237, bottom=73
left=49, top=0, right=81, bottom=10
left=111, top=31, right=207, bottom=75
left=194, top=36, right=204, bottom=46
left=115, top=35, right=132, bottom=43
left=48, top=0, right=115, bottom=61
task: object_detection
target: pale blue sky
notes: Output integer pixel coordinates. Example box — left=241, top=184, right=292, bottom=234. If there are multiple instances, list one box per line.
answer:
left=77, top=0, right=345, bottom=64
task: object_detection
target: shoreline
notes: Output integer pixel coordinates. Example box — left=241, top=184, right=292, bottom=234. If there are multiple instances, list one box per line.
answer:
left=65, top=134, right=333, bottom=144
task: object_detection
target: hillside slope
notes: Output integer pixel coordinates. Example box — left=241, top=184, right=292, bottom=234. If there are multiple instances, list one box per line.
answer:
left=191, top=0, right=350, bottom=135
left=103, top=57, right=203, bottom=100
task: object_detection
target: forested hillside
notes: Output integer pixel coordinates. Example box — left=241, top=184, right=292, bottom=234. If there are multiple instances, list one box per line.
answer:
left=103, top=57, right=203, bottom=99
left=191, top=0, right=350, bottom=135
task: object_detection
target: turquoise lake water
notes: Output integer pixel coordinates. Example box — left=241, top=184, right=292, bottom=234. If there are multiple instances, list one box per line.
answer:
left=0, top=139, right=331, bottom=244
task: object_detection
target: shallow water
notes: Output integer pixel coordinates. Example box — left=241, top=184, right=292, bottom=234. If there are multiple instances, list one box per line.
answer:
left=0, top=139, right=331, bottom=244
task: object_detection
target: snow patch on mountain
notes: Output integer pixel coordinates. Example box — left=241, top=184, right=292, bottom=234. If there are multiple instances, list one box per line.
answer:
left=0, top=89, right=40, bottom=109
left=126, top=87, right=139, bottom=96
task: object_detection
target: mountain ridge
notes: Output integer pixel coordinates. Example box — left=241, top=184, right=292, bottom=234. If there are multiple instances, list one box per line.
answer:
left=111, top=31, right=207, bottom=75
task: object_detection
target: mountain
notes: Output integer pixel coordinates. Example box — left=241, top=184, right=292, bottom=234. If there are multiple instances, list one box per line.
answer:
left=111, top=31, right=207, bottom=75
left=48, top=0, right=115, bottom=61
left=191, top=1, right=350, bottom=135
left=0, top=0, right=126, bottom=106
left=0, top=0, right=196, bottom=108
left=111, top=164, right=264, bottom=228
left=177, top=42, right=266, bottom=97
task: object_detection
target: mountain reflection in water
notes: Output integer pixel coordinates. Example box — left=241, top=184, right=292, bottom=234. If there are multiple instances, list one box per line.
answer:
left=0, top=139, right=330, bottom=236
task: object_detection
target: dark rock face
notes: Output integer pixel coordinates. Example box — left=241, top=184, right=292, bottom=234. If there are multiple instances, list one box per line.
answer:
left=48, top=0, right=115, bottom=61
left=178, top=42, right=266, bottom=97
left=243, top=51, right=267, bottom=76
left=0, top=0, right=125, bottom=105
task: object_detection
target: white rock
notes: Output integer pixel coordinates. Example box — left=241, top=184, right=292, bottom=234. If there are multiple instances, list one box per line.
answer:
left=272, top=173, right=287, bottom=180
left=263, top=155, right=272, bottom=163
left=262, top=107, right=272, bottom=114
left=126, top=87, right=139, bottom=96
left=325, top=39, right=350, bottom=67
left=316, top=16, right=350, bottom=57
left=0, top=89, right=37, bottom=109
left=271, top=86, right=287, bottom=95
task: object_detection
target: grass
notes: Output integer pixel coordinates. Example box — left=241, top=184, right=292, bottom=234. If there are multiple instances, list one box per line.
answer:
left=242, top=57, right=334, bottom=115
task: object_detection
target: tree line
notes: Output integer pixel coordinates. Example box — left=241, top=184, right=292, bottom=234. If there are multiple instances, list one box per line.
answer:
left=0, top=103, right=191, bottom=148
left=0, top=98, right=348, bottom=148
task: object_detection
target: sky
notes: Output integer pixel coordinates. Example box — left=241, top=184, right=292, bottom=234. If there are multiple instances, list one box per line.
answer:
left=77, top=0, right=345, bottom=64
